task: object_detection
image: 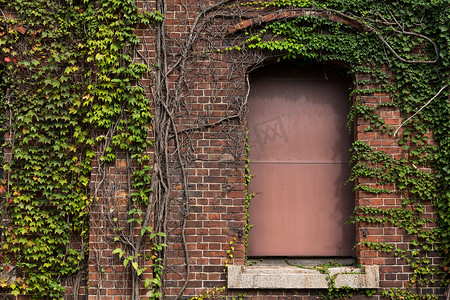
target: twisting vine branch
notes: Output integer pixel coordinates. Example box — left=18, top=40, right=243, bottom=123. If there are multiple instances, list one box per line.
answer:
left=326, top=8, right=439, bottom=64
left=394, top=84, right=449, bottom=136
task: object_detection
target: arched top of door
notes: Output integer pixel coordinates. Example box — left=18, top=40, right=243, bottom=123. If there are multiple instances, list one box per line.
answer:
left=228, top=8, right=363, bottom=35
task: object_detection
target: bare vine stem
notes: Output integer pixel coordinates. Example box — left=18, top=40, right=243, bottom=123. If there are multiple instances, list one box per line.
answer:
left=394, top=84, right=449, bottom=136
left=0, top=8, right=8, bottom=33
left=149, top=1, right=251, bottom=298
left=172, top=114, right=191, bottom=300
left=175, top=114, right=239, bottom=136
left=326, top=8, right=439, bottom=64
left=167, top=0, right=236, bottom=77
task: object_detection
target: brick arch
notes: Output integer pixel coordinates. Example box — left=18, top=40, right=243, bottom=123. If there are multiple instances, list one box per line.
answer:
left=228, top=8, right=362, bottom=34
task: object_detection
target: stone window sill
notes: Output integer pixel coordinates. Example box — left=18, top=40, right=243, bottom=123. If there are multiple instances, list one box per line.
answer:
left=227, top=265, right=379, bottom=289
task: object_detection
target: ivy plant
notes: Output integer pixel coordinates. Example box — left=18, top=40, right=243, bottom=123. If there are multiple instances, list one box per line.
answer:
left=0, top=0, right=161, bottom=297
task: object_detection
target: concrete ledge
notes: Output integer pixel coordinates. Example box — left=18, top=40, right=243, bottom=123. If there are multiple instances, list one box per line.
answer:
left=227, top=265, right=379, bottom=289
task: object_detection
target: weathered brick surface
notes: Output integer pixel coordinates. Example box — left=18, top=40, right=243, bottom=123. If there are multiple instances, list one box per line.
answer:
left=84, top=0, right=446, bottom=299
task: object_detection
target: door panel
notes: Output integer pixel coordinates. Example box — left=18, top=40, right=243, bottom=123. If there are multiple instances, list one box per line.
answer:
left=247, top=64, right=355, bottom=257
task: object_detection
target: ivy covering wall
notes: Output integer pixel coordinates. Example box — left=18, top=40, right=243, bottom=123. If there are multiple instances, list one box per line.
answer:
left=0, top=0, right=158, bottom=297
left=0, top=0, right=448, bottom=299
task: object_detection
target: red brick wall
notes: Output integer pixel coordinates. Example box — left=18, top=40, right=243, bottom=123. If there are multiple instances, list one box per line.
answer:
left=85, top=0, right=445, bottom=299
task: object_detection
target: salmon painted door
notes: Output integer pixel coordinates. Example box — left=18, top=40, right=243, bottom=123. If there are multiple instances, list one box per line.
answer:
left=247, top=64, right=355, bottom=256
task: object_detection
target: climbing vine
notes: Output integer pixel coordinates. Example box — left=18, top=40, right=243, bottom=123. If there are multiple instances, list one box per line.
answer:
left=0, top=0, right=161, bottom=297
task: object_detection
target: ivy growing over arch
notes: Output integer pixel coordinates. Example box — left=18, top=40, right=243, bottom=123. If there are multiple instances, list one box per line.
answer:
left=237, top=0, right=449, bottom=298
